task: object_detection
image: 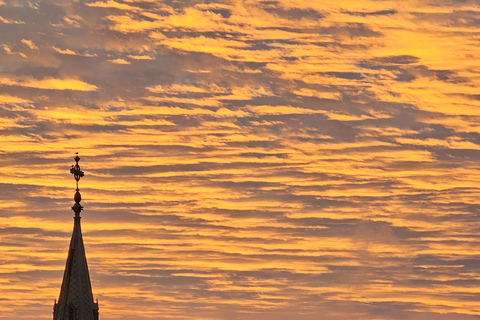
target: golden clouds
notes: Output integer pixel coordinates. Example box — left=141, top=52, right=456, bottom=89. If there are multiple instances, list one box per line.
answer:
left=52, top=46, right=77, bottom=55
left=1, top=0, right=480, bottom=319
left=246, top=105, right=320, bottom=115
left=0, top=15, right=23, bottom=24
left=107, top=58, right=131, bottom=64
left=127, top=54, right=154, bottom=60
left=0, top=95, right=31, bottom=104
left=52, top=46, right=97, bottom=57
left=2, top=44, right=27, bottom=58
left=0, top=76, right=97, bottom=91
left=21, top=39, right=38, bottom=50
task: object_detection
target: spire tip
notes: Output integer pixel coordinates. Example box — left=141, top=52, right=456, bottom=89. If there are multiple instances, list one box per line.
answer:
left=70, top=154, right=85, bottom=215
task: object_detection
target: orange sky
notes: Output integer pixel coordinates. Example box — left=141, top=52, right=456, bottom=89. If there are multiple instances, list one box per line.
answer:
left=1, top=0, right=480, bottom=319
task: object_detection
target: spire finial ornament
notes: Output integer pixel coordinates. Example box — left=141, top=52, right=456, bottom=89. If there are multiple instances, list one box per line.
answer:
left=70, top=154, right=85, bottom=216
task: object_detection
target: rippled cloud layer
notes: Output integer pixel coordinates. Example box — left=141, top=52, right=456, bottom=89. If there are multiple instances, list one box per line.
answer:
left=1, top=0, right=480, bottom=319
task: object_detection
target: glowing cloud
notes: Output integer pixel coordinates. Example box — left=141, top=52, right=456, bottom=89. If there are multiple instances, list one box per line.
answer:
left=1, top=0, right=480, bottom=320
left=0, top=76, right=98, bottom=91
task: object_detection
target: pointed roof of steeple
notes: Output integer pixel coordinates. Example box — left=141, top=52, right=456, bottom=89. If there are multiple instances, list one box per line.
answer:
left=54, top=155, right=99, bottom=320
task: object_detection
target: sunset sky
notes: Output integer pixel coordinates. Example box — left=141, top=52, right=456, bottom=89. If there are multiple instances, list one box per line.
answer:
left=1, top=0, right=480, bottom=319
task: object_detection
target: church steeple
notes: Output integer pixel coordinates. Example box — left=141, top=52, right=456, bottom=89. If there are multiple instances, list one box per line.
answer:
left=54, top=155, right=99, bottom=320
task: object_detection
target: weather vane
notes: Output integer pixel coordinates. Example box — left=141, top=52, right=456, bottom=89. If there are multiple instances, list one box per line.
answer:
left=70, top=153, right=85, bottom=215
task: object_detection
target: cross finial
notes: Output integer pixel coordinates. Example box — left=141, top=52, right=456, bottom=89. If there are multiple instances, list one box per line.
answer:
left=70, top=154, right=85, bottom=215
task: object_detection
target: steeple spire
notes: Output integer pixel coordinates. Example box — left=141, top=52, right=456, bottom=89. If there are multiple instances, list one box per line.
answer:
left=54, top=155, right=99, bottom=320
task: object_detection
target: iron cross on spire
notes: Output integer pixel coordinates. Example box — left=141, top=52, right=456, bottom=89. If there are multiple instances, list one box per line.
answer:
left=70, top=154, right=85, bottom=216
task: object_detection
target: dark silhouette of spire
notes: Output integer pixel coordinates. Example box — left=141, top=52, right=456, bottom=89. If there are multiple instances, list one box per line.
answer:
left=54, top=155, right=99, bottom=320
